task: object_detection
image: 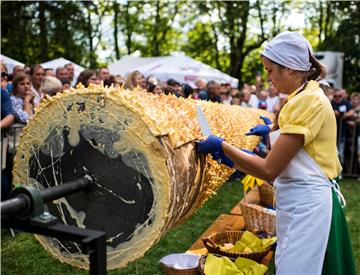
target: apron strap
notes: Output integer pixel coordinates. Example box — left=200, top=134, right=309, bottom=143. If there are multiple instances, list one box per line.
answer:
left=330, top=179, right=346, bottom=208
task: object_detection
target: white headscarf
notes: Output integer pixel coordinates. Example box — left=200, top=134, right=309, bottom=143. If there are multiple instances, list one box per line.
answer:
left=261, top=31, right=313, bottom=71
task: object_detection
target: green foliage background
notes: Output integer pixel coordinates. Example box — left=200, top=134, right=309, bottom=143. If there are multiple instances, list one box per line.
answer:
left=1, top=0, right=359, bottom=90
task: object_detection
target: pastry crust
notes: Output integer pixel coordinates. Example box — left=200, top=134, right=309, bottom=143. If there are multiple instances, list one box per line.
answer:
left=13, top=84, right=269, bottom=270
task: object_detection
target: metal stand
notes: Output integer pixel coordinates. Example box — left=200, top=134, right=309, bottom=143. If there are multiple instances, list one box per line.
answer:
left=1, top=175, right=107, bottom=275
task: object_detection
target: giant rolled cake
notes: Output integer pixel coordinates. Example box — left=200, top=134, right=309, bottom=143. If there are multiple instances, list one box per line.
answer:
left=13, top=84, right=268, bottom=269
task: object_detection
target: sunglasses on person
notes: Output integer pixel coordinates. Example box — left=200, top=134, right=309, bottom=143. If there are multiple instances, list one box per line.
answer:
left=1, top=72, right=8, bottom=78
left=333, top=95, right=342, bottom=98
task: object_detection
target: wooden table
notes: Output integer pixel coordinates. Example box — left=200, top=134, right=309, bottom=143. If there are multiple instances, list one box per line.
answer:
left=186, top=213, right=244, bottom=255
left=186, top=188, right=274, bottom=267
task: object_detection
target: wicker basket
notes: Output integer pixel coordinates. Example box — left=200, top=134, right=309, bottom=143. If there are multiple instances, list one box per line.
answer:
left=198, top=254, right=236, bottom=275
left=239, top=192, right=276, bottom=236
left=159, top=253, right=200, bottom=275
left=258, top=182, right=275, bottom=208
left=159, top=263, right=200, bottom=275
left=201, top=230, right=270, bottom=263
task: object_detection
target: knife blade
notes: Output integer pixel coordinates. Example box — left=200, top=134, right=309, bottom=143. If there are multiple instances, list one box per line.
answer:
left=196, top=105, right=221, bottom=164
left=196, top=105, right=212, bottom=137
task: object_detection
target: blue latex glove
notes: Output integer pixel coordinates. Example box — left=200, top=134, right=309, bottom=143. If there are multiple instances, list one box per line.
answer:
left=197, top=135, right=234, bottom=168
left=245, top=124, right=270, bottom=137
left=260, top=116, right=272, bottom=125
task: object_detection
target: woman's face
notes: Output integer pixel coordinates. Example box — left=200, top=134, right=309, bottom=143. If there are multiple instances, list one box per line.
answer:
left=261, top=57, right=292, bottom=94
left=351, top=95, right=360, bottom=108
left=86, top=74, right=98, bottom=86
left=16, top=77, right=31, bottom=97
left=133, top=74, right=146, bottom=88
left=153, top=85, right=163, bottom=95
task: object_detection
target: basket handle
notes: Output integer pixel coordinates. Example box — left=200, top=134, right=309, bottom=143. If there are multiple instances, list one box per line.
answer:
left=202, top=237, right=217, bottom=251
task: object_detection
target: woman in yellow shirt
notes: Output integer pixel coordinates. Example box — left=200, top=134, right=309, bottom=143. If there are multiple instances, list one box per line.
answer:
left=198, top=31, right=356, bottom=275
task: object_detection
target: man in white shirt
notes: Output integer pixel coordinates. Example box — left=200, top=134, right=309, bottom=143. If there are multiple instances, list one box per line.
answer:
left=64, top=63, right=77, bottom=87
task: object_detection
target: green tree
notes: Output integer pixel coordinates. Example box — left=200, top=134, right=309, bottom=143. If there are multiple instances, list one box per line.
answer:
left=82, top=0, right=112, bottom=68
left=135, top=0, right=184, bottom=57
left=182, top=21, right=229, bottom=70
left=46, top=1, right=89, bottom=65
left=112, top=1, right=121, bottom=60
left=114, top=1, right=145, bottom=55
left=1, top=1, right=90, bottom=66
left=304, top=1, right=360, bottom=91
left=183, top=0, right=290, bottom=87
left=1, top=1, right=37, bottom=65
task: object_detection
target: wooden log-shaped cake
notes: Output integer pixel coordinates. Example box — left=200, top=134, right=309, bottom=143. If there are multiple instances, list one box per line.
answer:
left=12, top=84, right=269, bottom=270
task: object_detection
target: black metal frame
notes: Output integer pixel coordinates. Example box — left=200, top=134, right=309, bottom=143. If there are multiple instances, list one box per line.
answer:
left=2, top=218, right=106, bottom=275
left=1, top=176, right=107, bottom=274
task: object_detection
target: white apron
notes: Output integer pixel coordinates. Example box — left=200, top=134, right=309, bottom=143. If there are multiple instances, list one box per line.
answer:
left=270, top=130, right=332, bottom=275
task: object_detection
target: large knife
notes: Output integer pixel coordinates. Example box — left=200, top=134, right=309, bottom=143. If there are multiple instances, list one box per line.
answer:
left=196, top=105, right=221, bottom=164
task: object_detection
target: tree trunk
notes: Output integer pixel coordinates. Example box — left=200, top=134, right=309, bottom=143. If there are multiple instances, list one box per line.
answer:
left=228, top=2, right=250, bottom=87
left=236, top=55, right=245, bottom=88
left=38, top=1, right=48, bottom=62
left=151, top=0, right=161, bottom=56
left=324, top=1, right=332, bottom=40
left=125, top=2, right=132, bottom=54
left=113, top=2, right=120, bottom=60
left=318, top=1, right=323, bottom=43
left=87, top=11, right=96, bottom=68
left=211, top=24, right=221, bottom=70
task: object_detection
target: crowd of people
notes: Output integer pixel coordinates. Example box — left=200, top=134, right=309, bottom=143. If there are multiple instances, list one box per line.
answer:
left=1, top=62, right=360, bottom=199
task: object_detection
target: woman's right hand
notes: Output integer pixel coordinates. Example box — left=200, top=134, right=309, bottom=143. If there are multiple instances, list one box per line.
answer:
left=24, top=91, right=34, bottom=103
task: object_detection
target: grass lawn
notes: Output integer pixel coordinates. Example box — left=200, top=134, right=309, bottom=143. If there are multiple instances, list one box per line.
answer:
left=1, top=178, right=359, bottom=274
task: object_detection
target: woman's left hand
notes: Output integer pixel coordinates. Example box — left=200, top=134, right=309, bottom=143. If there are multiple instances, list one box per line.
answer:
left=245, top=124, right=270, bottom=137
left=260, top=116, right=272, bottom=125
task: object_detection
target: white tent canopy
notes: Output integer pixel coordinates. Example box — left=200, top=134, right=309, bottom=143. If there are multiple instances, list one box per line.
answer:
left=41, top=57, right=85, bottom=82
left=109, top=54, right=239, bottom=87
left=108, top=55, right=162, bottom=76
left=0, top=54, right=25, bottom=73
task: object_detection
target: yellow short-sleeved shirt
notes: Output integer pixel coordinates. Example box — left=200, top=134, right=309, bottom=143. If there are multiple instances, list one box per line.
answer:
left=278, top=80, right=341, bottom=179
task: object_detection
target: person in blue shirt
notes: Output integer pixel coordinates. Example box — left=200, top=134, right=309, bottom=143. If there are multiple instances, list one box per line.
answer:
left=1, top=87, right=15, bottom=200
left=1, top=87, right=14, bottom=128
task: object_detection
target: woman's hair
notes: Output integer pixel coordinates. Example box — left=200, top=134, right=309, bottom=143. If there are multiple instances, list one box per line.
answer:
left=12, top=72, right=30, bottom=95
left=147, top=82, right=156, bottom=93
left=124, top=70, right=143, bottom=90
left=182, top=84, right=193, bottom=98
left=76, top=69, right=95, bottom=87
left=40, top=76, right=63, bottom=96
left=162, top=85, right=176, bottom=95
left=350, top=92, right=360, bottom=100
left=307, top=54, right=326, bottom=81
left=103, top=76, right=117, bottom=87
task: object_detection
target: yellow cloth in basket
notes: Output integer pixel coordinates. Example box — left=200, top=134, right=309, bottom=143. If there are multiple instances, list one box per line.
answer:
left=241, top=175, right=265, bottom=191
left=204, top=253, right=268, bottom=275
